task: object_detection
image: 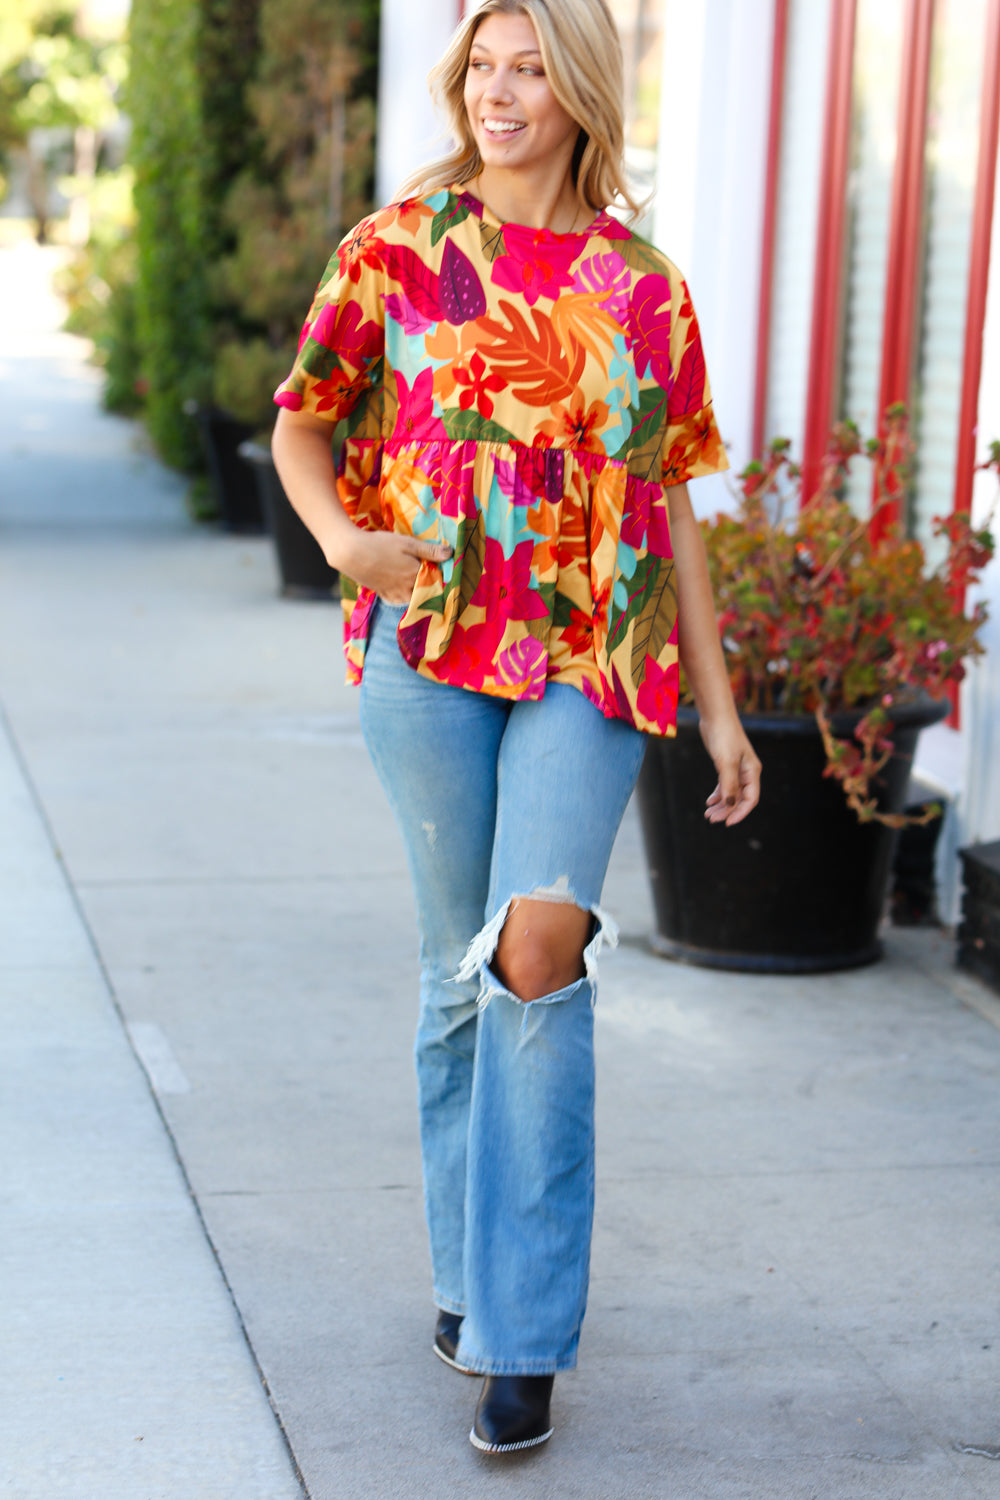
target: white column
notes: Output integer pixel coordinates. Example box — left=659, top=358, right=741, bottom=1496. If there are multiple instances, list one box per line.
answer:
left=376, top=0, right=461, bottom=206
left=959, top=142, right=1000, bottom=852
left=655, top=0, right=775, bottom=517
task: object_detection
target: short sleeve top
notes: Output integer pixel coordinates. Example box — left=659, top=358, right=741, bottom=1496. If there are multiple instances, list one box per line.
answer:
left=274, top=187, right=728, bottom=736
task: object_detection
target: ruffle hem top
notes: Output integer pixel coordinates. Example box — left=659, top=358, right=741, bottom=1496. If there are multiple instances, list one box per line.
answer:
left=274, top=187, right=728, bottom=735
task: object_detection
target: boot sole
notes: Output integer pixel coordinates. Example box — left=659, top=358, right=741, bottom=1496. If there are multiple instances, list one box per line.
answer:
left=469, top=1424, right=554, bottom=1454
left=432, top=1340, right=479, bottom=1375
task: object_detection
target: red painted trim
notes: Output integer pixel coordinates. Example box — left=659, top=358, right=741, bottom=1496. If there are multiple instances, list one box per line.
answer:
left=751, top=0, right=789, bottom=458
left=947, top=0, right=1000, bottom=723
left=870, top=0, right=934, bottom=539
left=801, top=0, right=857, bottom=503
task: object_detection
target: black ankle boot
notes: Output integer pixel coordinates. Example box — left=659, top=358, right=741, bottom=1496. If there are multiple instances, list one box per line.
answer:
left=433, top=1310, right=477, bottom=1374
left=470, top=1374, right=555, bottom=1453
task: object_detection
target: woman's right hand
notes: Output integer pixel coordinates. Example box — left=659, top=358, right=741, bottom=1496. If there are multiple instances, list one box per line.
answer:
left=339, top=529, right=453, bottom=605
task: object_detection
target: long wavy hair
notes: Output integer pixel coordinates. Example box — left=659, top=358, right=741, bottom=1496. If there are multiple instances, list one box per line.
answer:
left=397, top=0, right=640, bottom=219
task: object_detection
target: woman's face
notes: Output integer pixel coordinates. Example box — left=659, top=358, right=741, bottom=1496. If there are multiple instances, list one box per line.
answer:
left=463, top=11, right=579, bottom=174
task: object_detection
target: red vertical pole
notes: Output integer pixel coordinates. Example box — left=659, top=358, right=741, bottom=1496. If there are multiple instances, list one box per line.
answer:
left=751, top=0, right=790, bottom=459
left=870, top=0, right=935, bottom=540
left=800, top=0, right=858, bottom=503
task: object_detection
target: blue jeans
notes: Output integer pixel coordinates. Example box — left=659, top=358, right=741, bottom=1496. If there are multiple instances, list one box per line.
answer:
left=358, top=602, right=646, bottom=1374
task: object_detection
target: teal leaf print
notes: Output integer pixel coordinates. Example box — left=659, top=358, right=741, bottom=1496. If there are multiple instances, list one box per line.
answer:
left=607, top=550, right=661, bottom=652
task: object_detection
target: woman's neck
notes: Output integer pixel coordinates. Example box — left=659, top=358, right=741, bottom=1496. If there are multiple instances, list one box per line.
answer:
left=472, top=165, right=583, bottom=233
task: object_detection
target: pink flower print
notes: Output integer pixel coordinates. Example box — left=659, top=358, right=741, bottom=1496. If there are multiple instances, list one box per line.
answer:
left=471, top=536, right=550, bottom=625
left=573, top=251, right=631, bottom=327
left=636, top=654, right=679, bottom=726
left=453, top=351, right=505, bottom=419
left=438, top=442, right=478, bottom=521
left=395, top=366, right=447, bottom=440
left=310, top=298, right=382, bottom=369
left=495, top=636, right=548, bottom=694
left=491, top=225, right=580, bottom=307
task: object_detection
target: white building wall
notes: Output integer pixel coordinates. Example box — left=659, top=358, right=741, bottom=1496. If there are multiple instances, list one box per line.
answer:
left=763, top=0, right=831, bottom=461
left=655, top=0, right=774, bottom=518
left=375, top=0, right=460, bottom=206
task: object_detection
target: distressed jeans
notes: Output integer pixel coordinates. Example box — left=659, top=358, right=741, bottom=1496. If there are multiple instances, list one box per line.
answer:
left=359, top=601, right=646, bottom=1373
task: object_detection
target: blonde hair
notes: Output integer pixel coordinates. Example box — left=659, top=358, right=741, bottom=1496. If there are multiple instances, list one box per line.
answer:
left=397, top=0, right=640, bottom=219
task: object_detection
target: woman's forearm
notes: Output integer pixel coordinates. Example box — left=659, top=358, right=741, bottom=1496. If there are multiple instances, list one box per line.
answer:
left=271, top=407, right=360, bottom=569
left=271, top=406, right=452, bottom=601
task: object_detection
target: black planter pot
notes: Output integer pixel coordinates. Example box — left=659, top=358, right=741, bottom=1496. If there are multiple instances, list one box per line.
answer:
left=636, top=697, right=949, bottom=974
left=238, top=441, right=339, bottom=600
left=185, top=403, right=265, bottom=534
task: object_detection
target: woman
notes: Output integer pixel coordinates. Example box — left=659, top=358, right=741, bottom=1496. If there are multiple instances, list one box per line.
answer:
left=272, top=0, right=760, bottom=1456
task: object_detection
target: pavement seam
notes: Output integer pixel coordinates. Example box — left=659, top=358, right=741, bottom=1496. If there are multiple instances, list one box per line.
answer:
left=0, top=698, right=313, bottom=1500
left=929, top=965, right=1000, bottom=1034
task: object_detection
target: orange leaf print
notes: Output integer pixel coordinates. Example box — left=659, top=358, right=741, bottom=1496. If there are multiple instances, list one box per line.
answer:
left=478, top=298, right=586, bottom=407
left=550, top=290, right=621, bottom=367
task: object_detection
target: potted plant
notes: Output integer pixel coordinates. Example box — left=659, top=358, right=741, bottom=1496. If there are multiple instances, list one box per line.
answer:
left=637, top=411, right=998, bottom=973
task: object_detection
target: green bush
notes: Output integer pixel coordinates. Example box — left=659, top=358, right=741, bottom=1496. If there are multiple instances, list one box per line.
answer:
left=128, top=0, right=210, bottom=467
left=211, top=0, right=378, bottom=431
left=126, top=0, right=263, bottom=465
left=125, top=0, right=376, bottom=466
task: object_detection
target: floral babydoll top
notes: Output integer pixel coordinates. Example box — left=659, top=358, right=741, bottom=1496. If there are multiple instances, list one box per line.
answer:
left=274, top=187, right=728, bottom=736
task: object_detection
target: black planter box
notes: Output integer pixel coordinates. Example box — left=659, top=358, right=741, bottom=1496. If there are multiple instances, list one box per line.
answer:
left=238, top=441, right=339, bottom=600
left=186, top=404, right=265, bottom=534
left=637, top=698, right=948, bottom=974
left=958, top=841, right=1000, bottom=993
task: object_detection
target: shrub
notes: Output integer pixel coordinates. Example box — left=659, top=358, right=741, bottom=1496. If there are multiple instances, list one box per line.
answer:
left=210, top=0, right=378, bottom=431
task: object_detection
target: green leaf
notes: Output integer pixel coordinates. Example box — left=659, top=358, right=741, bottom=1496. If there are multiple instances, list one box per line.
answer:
left=620, top=385, right=667, bottom=480
left=607, top=550, right=660, bottom=652
left=431, top=195, right=472, bottom=246
left=552, top=589, right=577, bottom=628
left=457, top=515, right=486, bottom=613
left=441, top=407, right=520, bottom=447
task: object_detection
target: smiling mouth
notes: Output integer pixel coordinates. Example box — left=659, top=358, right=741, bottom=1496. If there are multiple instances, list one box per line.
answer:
left=482, top=119, right=527, bottom=139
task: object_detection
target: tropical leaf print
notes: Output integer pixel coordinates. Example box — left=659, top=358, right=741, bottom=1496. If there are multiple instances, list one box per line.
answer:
left=628, top=274, right=672, bottom=387
left=441, top=407, right=520, bottom=447
left=430, top=195, right=472, bottom=246
left=629, top=560, right=677, bottom=683
left=620, top=385, right=668, bottom=481
left=385, top=291, right=436, bottom=336
left=440, top=239, right=487, bottom=324
left=606, top=549, right=661, bottom=653
left=381, top=243, right=441, bottom=318
left=550, top=289, right=621, bottom=366
left=671, top=333, right=707, bottom=418
left=477, top=219, right=506, bottom=262
left=478, top=299, right=587, bottom=406
left=457, top=514, right=486, bottom=613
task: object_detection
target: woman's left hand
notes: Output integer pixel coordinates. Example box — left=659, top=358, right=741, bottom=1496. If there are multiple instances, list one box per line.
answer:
left=698, top=713, right=762, bottom=827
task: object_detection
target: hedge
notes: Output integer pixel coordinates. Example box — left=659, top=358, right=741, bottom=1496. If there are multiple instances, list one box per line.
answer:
left=127, top=0, right=261, bottom=468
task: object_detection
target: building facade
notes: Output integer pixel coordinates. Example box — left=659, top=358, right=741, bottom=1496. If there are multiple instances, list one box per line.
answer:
left=377, top=0, right=1000, bottom=912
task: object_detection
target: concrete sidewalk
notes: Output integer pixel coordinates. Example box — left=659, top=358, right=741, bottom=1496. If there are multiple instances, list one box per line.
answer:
left=2, top=240, right=1000, bottom=1499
